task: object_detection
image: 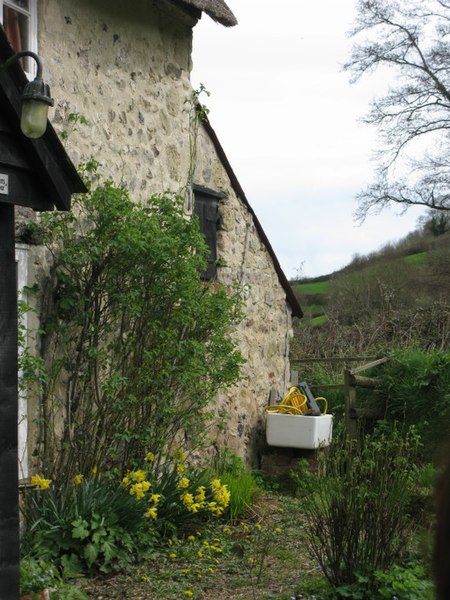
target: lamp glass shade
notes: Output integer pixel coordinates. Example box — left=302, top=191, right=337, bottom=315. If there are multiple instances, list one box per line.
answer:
left=20, top=98, right=49, bottom=138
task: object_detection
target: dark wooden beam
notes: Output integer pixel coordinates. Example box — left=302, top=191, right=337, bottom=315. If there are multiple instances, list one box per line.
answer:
left=0, top=202, right=19, bottom=599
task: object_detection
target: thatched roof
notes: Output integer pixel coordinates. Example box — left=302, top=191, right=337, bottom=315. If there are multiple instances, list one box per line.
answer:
left=175, top=0, right=237, bottom=26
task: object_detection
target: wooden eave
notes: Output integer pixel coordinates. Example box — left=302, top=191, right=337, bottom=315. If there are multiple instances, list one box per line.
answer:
left=0, top=27, right=86, bottom=211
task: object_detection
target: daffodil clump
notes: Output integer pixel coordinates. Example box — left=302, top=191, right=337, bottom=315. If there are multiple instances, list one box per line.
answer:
left=117, top=450, right=231, bottom=531
left=30, top=474, right=52, bottom=490
left=175, top=474, right=230, bottom=517
left=27, top=448, right=231, bottom=569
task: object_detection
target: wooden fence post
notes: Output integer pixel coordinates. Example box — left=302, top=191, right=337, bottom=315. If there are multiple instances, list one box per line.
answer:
left=344, top=368, right=358, bottom=439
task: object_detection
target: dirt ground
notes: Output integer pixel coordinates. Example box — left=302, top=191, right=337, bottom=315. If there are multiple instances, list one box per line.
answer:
left=79, top=494, right=324, bottom=600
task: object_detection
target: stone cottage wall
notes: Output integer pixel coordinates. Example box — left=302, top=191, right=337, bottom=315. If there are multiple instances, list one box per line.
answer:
left=194, top=128, right=293, bottom=466
left=19, top=0, right=294, bottom=468
left=39, top=0, right=195, bottom=194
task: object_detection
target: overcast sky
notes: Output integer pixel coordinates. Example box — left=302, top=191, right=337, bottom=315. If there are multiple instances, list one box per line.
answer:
left=191, top=0, right=426, bottom=279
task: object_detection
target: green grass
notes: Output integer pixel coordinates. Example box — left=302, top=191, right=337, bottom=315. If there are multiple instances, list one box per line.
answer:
left=300, top=302, right=324, bottom=312
left=403, top=251, right=428, bottom=267
left=292, top=280, right=329, bottom=295
left=311, top=315, right=327, bottom=327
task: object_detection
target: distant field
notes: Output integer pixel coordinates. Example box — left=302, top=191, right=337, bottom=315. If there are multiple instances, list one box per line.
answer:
left=403, top=252, right=428, bottom=267
left=311, top=315, right=327, bottom=327
left=292, top=280, right=329, bottom=327
left=292, top=250, right=428, bottom=329
left=292, top=280, right=330, bottom=295
left=302, top=303, right=325, bottom=315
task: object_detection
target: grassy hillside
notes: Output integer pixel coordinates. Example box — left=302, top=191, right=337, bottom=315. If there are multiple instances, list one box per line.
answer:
left=292, top=281, right=330, bottom=295
left=292, top=227, right=449, bottom=328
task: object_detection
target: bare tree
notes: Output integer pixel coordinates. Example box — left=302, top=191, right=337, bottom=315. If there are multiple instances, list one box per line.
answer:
left=345, top=0, right=450, bottom=220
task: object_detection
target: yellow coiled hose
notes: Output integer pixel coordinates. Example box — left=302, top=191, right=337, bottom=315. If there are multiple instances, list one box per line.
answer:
left=265, top=386, right=328, bottom=415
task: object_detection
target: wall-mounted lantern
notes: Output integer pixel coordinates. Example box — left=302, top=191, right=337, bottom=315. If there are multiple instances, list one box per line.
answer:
left=0, top=26, right=86, bottom=600
left=1, top=50, right=54, bottom=139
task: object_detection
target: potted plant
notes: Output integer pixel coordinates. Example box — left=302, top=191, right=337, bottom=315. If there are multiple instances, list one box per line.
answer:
left=20, top=558, right=54, bottom=600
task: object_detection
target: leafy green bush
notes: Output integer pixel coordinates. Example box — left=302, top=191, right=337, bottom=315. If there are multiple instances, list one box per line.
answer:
left=21, top=475, right=153, bottom=575
left=38, top=179, right=244, bottom=480
left=303, top=429, right=421, bottom=590
left=22, top=453, right=231, bottom=575
left=375, top=564, right=434, bottom=600
left=327, top=565, right=433, bottom=599
left=381, top=349, right=450, bottom=456
left=20, top=558, right=56, bottom=595
left=20, top=557, right=89, bottom=599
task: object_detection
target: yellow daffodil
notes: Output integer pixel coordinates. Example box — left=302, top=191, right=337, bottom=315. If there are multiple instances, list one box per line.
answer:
left=144, top=451, right=155, bottom=463
left=177, top=464, right=186, bottom=475
left=182, top=492, right=194, bottom=507
left=169, top=552, right=177, bottom=559
left=145, top=507, right=157, bottom=519
left=213, top=483, right=230, bottom=508
left=275, top=527, right=281, bottom=534
left=177, top=477, right=189, bottom=489
left=210, top=479, right=222, bottom=492
left=92, top=466, right=98, bottom=476
left=195, top=486, right=206, bottom=502
left=132, top=469, right=146, bottom=482
left=149, top=493, right=161, bottom=504
left=187, top=535, right=195, bottom=541
left=30, top=474, right=52, bottom=490
left=184, top=591, right=193, bottom=597
left=73, top=473, right=83, bottom=485
left=129, top=480, right=151, bottom=499
left=176, top=449, right=186, bottom=462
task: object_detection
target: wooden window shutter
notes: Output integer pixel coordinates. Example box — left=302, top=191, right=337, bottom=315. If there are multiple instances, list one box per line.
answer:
left=193, top=186, right=225, bottom=280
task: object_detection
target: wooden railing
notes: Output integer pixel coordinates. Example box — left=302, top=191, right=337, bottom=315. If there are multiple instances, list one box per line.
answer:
left=291, top=356, right=389, bottom=438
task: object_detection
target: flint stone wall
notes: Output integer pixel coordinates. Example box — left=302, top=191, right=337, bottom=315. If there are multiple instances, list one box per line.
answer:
left=21, top=0, right=293, bottom=466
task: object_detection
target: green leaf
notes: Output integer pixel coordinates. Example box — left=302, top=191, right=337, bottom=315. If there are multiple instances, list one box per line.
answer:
left=83, top=543, right=98, bottom=566
left=71, top=519, right=90, bottom=540
left=101, top=540, right=116, bottom=563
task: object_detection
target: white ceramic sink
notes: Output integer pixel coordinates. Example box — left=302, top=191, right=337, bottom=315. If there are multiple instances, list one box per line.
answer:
left=266, top=413, right=333, bottom=449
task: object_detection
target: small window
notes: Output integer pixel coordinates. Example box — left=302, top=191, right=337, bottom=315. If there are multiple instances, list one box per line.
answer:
left=193, top=185, right=226, bottom=280
left=1, top=0, right=37, bottom=77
